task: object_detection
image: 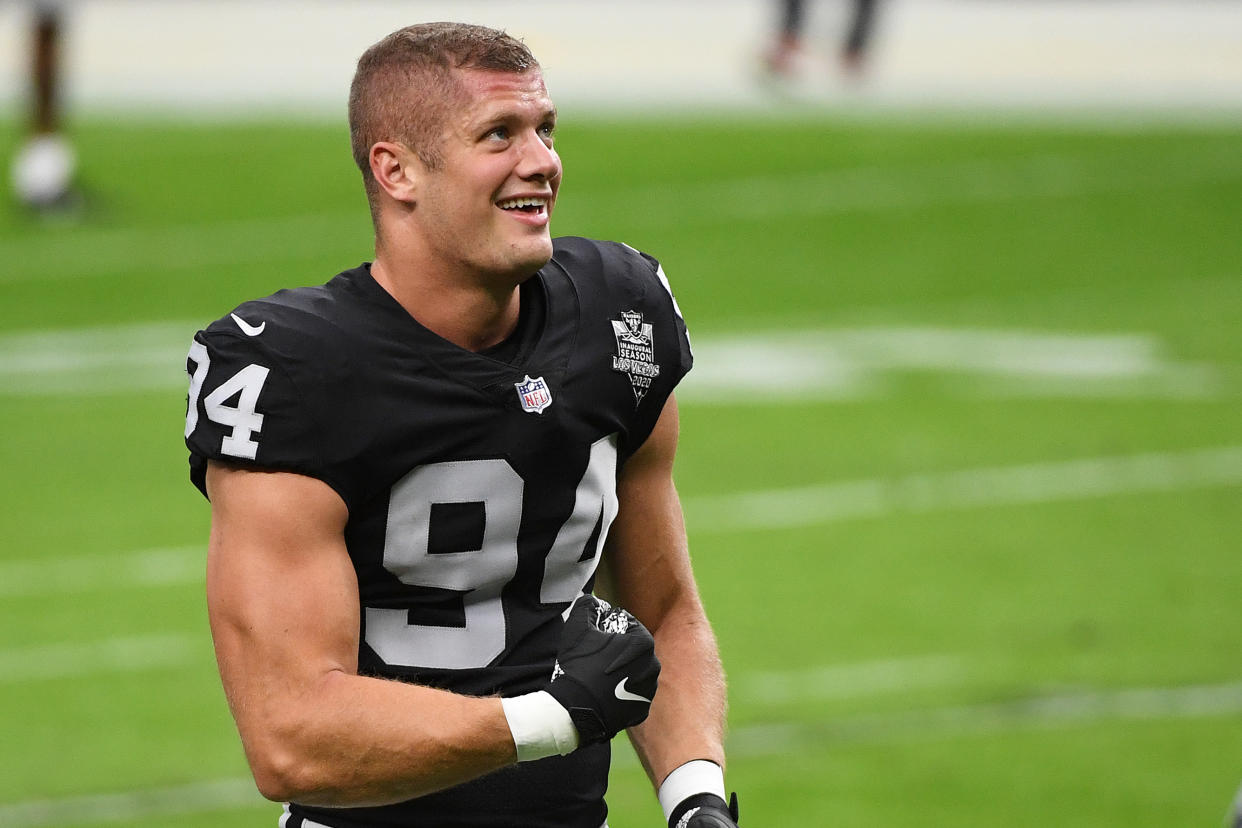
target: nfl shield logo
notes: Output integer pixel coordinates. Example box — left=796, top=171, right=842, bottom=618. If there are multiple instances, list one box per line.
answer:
left=514, top=375, right=553, bottom=414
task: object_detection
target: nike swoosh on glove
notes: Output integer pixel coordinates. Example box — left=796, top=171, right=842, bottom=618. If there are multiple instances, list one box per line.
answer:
left=544, top=595, right=660, bottom=744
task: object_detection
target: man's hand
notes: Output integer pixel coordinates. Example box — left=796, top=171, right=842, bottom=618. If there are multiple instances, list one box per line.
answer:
left=669, top=793, right=740, bottom=828
left=544, top=595, right=660, bottom=744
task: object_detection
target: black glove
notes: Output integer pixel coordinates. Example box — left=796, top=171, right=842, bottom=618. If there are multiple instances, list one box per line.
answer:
left=544, top=595, right=660, bottom=745
left=669, top=793, right=740, bottom=828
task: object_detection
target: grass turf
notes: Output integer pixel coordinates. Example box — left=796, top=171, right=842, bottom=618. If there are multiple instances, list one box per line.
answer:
left=2, top=112, right=1240, bottom=826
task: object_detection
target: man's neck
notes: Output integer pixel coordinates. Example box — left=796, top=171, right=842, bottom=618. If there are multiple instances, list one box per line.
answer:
left=370, top=253, right=524, bottom=353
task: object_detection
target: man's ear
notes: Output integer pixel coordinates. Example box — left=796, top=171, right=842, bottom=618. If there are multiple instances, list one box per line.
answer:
left=369, top=141, right=420, bottom=205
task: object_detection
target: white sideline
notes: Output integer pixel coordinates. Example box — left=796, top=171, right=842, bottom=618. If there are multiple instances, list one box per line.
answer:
left=4, top=677, right=1242, bottom=826
left=0, top=0, right=1239, bottom=114
left=685, top=445, right=1242, bottom=532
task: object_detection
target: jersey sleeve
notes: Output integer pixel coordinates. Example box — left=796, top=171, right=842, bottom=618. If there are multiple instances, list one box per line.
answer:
left=184, top=308, right=330, bottom=499
left=632, top=245, right=694, bottom=383
left=622, top=245, right=692, bottom=458
left=557, top=238, right=690, bottom=461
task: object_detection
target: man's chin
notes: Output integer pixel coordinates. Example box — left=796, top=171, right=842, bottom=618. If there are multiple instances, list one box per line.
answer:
left=510, top=238, right=555, bottom=276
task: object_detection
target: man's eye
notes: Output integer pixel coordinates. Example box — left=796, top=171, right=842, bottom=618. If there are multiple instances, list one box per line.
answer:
left=487, top=127, right=510, bottom=141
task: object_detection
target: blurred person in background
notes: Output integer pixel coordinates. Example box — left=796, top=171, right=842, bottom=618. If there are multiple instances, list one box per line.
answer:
left=764, top=0, right=880, bottom=78
left=184, top=21, right=740, bottom=828
left=9, top=0, right=79, bottom=212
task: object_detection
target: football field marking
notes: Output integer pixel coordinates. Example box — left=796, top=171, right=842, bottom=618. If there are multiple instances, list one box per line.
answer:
left=0, top=322, right=1224, bottom=401
left=0, top=321, right=200, bottom=395
left=0, top=634, right=198, bottom=684
left=0, top=545, right=203, bottom=598
left=580, top=146, right=1242, bottom=231
left=3, top=146, right=1239, bottom=284
left=0, top=211, right=367, bottom=284
left=3, top=441, right=1240, bottom=589
left=4, top=676, right=1242, bottom=825
left=685, top=445, right=1242, bottom=532
left=740, top=654, right=967, bottom=703
left=728, top=679, right=1242, bottom=756
left=679, top=326, right=1221, bottom=402
left=0, top=778, right=262, bottom=828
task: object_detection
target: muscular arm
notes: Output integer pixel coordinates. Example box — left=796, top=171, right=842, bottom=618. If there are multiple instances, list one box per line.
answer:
left=204, top=461, right=516, bottom=807
left=601, top=396, right=728, bottom=787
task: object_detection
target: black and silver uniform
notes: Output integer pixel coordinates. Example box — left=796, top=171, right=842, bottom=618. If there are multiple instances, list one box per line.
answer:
left=184, top=236, right=692, bottom=828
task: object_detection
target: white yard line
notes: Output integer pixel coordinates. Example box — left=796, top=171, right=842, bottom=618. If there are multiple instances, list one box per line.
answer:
left=686, top=445, right=1242, bottom=532
left=573, top=147, right=1242, bottom=232
left=0, top=320, right=200, bottom=395
left=0, top=212, right=367, bottom=285
left=0, top=323, right=1225, bottom=401
left=0, top=634, right=198, bottom=684
left=5, top=676, right=1241, bottom=825
left=740, top=654, right=968, bottom=704
left=0, top=778, right=262, bottom=828
left=0, top=545, right=203, bottom=598
left=680, top=327, right=1223, bottom=402
left=3, top=146, right=1240, bottom=284
left=729, top=680, right=1242, bottom=756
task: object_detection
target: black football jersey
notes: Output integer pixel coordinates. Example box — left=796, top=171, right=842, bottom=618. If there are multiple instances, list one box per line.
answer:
left=184, top=236, right=692, bottom=828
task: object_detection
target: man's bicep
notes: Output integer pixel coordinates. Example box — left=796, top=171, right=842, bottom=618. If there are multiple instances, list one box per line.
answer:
left=205, top=462, right=359, bottom=693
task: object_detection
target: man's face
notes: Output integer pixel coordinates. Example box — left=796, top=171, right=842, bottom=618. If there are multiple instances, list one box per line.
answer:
left=412, top=67, right=562, bottom=282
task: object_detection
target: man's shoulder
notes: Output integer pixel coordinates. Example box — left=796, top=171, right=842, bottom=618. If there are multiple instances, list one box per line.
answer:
left=552, top=235, right=660, bottom=275
left=549, top=237, right=666, bottom=305
left=549, top=236, right=686, bottom=330
left=185, top=267, right=376, bottom=496
left=199, top=265, right=370, bottom=349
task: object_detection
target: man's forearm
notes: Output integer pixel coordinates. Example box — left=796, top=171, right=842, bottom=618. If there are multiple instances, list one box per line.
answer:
left=234, top=668, right=517, bottom=807
left=626, top=602, right=727, bottom=787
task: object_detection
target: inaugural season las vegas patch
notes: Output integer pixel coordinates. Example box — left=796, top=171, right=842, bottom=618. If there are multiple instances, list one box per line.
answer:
left=611, top=310, right=661, bottom=404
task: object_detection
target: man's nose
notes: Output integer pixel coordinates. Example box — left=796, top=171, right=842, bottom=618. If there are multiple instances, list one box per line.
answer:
left=519, top=132, right=561, bottom=181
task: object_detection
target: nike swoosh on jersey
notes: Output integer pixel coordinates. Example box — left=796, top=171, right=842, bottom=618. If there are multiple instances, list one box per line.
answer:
left=230, top=313, right=266, bottom=336
left=614, top=677, right=652, bottom=704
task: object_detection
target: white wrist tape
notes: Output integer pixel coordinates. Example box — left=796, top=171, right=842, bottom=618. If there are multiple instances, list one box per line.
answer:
left=658, top=759, right=726, bottom=822
left=501, top=690, right=580, bottom=762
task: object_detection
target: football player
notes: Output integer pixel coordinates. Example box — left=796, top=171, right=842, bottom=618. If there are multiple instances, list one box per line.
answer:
left=184, top=22, right=740, bottom=828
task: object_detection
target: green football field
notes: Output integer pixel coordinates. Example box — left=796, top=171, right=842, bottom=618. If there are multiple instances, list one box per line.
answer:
left=2, top=110, right=1241, bottom=827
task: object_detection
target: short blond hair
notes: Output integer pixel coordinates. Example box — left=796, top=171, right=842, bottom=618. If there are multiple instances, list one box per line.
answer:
left=348, top=23, right=538, bottom=208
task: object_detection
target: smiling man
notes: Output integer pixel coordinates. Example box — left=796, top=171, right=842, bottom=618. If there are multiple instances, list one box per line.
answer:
left=183, top=22, right=738, bottom=828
